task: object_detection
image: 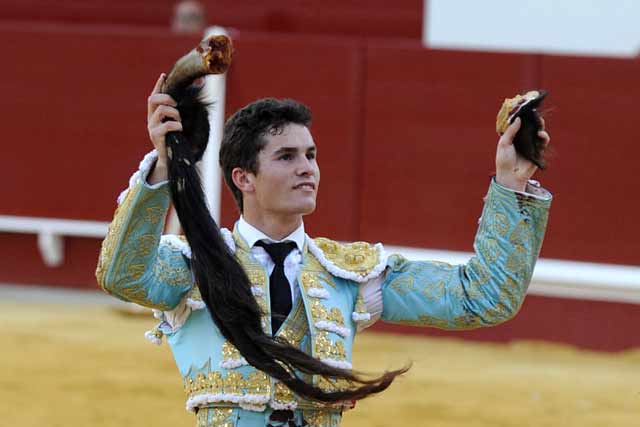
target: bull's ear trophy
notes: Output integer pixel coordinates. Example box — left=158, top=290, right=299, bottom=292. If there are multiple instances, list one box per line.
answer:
left=496, top=90, right=549, bottom=170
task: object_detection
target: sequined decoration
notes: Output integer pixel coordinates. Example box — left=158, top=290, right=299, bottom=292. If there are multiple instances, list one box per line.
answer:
left=313, top=238, right=380, bottom=276
left=196, top=407, right=234, bottom=427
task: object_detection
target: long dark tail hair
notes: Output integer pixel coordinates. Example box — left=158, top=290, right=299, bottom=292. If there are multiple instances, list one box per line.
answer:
left=163, top=83, right=408, bottom=403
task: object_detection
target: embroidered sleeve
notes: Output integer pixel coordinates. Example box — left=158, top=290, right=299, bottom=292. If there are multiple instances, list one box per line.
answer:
left=380, top=178, right=551, bottom=329
left=95, top=154, right=193, bottom=310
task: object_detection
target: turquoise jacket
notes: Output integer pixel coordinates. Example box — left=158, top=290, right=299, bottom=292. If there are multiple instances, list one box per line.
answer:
left=96, top=151, right=551, bottom=427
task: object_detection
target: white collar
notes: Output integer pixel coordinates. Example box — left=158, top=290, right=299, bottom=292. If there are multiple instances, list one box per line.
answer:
left=237, top=216, right=306, bottom=252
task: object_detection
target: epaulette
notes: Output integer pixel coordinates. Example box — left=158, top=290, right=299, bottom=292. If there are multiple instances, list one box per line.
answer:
left=307, top=237, right=388, bottom=283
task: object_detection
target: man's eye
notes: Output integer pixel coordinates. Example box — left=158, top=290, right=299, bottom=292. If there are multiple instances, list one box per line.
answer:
left=306, top=153, right=316, bottom=160
left=279, top=154, right=292, bottom=160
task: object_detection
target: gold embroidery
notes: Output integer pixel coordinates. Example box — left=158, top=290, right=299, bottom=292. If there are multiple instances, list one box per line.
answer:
left=314, top=238, right=380, bottom=276
left=234, top=249, right=270, bottom=331
left=206, top=372, right=224, bottom=394
left=222, top=341, right=243, bottom=362
left=245, top=371, right=270, bottom=395
left=354, top=292, right=367, bottom=314
left=223, top=371, right=244, bottom=395
left=314, top=331, right=346, bottom=361
left=196, top=408, right=233, bottom=427
left=247, top=269, right=266, bottom=285
left=277, top=300, right=308, bottom=348
left=98, top=181, right=187, bottom=308
left=212, top=408, right=233, bottom=426
left=95, top=183, right=141, bottom=289
left=492, top=213, right=510, bottom=236
left=506, top=245, right=527, bottom=274
left=273, top=381, right=295, bottom=404
left=301, top=272, right=321, bottom=290
left=393, top=314, right=449, bottom=329
left=481, top=302, right=512, bottom=324
left=127, top=263, right=146, bottom=280
left=184, top=370, right=271, bottom=401
left=196, top=407, right=208, bottom=427
left=452, top=313, right=484, bottom=329
left=421, top=280, right=446, bottom=301
left=479, top=237, right=500, bottom=263
left=509, top=220, right=529, bottom=245
left=388, top=275, right=415, bottom=295
left=311, top=300, right=328, bottom=321
left=467, top=258, right=490, bottom=285
left=136, top=234, right=157, bottom=257
left=302, top=254, right=326, bottom=272
left=505, top=276, right=518, bottom=289
left=387, top=254, right=409, bottom=272
left=152, top=252, right=192, bottom=286
left=303, top=410, right=340, bottom=427
left=189, top=285, right=203, bottom=302
left=144, top=205, right=165, bottom=224
left=309, top=301, right=347, bottom=330
left=328, top=308, right=344, bottom=325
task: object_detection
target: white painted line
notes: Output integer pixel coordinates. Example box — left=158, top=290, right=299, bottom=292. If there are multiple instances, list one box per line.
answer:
left=0, top=215, right=109, bottom=237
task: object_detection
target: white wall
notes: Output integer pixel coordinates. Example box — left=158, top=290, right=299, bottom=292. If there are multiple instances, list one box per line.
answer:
left=425, top=0, right=640, bottom=57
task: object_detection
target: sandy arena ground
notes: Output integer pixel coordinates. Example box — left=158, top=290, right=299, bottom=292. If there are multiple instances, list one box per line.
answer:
left=1, top=291, right=638, bottom=427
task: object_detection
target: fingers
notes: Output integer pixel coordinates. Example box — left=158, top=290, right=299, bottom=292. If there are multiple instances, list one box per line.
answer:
left=150, top=104, right=181, bottom=125
left=148, top=105, right=182, bottom=141
left=148, top=74, right=165, bottom=116
left=151, top=73, right=165, bottom=96
left=149, top=121, right=183, bottom=141
left=147, top=73, right=179, bottom=120
left=538, top=130, right=551, bottom=146
left=499, top=117, right=521, bottom=146
left=148, top=95, right=177, bottom=121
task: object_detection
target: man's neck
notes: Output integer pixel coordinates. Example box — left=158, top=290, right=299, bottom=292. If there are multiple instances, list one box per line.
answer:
left=241, top=211, right=303, bottom=241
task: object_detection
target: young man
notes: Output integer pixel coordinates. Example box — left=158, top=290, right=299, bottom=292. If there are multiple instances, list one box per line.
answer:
left=96, top=74, right=552, bottom=427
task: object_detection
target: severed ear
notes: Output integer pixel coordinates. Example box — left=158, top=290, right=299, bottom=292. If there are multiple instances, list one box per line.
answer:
left=496, top=90, right=549, bottom=170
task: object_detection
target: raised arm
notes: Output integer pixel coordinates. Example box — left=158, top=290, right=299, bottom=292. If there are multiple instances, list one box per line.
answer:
left=380, top=118, right=552, bottom=329
left=95, top=74, right=193, bottom=310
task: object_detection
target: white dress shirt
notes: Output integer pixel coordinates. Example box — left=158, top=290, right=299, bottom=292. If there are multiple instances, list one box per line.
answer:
left=237, top=217, right=306, bottom=305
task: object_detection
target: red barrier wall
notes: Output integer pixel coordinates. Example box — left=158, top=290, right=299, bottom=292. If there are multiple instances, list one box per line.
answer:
left=0, top=26, right=638, bottom=350
left=537, top=55, right=640, bottom=265
left=2, top=25, right=638, bottom=275
left=360, top=44, right=539, bottom=251
left=219, top=33, right=365, bottom=241
left=1, top=0, right=423, bottom=38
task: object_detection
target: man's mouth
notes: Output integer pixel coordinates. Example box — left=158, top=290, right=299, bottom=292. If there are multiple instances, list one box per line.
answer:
left=293, top=182, right=316, bottom=190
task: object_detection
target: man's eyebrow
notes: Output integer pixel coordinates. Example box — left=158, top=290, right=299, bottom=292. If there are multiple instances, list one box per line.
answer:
left=272, top=145, right=316, bottom=155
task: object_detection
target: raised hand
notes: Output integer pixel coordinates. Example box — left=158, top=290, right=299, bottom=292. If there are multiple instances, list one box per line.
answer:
left=146, top=73, right=182, bottom=184
left=495, top=117, right=550, bottom=192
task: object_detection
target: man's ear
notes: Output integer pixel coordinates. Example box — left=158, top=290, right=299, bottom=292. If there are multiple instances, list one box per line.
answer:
left=231, top=167, right=255, bottom=193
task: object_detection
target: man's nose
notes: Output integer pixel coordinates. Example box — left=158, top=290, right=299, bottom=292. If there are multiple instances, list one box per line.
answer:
left=296, top=157, right=314, bottom=176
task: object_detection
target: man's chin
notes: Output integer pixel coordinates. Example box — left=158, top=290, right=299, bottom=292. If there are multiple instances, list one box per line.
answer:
left=293, top=200, right=317, bottom=216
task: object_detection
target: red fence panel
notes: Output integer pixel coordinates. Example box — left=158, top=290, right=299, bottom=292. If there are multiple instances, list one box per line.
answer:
left=219, top=33, right=365, bottom=241
left=1, top=0, right=423, bottom=38
left=359, top=44, right=541, bottom=251
left=537, top=55, right=640, bottom=265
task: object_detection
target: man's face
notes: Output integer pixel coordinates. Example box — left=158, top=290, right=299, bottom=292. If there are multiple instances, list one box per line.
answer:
left=247, top=123, right=320, bottom=217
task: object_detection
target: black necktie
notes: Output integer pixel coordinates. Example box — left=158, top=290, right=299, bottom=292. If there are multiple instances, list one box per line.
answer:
left=255, top=240, right=297, bottom=334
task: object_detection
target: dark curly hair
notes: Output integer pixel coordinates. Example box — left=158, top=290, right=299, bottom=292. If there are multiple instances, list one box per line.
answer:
left=219, top=98, right=312, bottom=212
